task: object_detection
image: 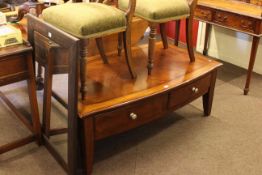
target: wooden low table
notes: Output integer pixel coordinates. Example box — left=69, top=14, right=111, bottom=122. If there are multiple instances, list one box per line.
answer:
left=194, top=0, right=262, bottom=95
left=77, top=43, right=222, bottom=174
left=27, top=15, right=222, bottom=175
left=0, top=43, right=41, bottom=154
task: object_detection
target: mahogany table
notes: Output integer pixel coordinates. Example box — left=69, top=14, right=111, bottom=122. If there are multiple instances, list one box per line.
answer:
left=194, top=0, right=262, bottom=95
left=28, top=15, right=222, bottom=175
left=0, top=43, right=41, bottom=154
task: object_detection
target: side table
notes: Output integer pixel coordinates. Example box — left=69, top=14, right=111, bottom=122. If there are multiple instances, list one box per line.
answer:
left=194, top=0, right=261, bottom=95
left=174, top=0, right=261, bottom=95
left=0, top=43, right=41, bottom=154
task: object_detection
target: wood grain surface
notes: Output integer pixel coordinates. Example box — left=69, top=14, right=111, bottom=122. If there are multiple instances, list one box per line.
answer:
left=198, top=0, right=262, bottom=19
left=78, top=43, right=222, bottom=118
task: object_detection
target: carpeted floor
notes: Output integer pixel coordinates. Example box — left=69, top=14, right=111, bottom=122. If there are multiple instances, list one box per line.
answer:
left=0, top=51, right=262, bottom=175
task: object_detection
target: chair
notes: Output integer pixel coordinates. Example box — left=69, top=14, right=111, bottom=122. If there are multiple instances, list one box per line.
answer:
left=42, top=0, right=137, bottom=101
left=27, top=14, right=81, bottom=175
left=118, top=0, right=197, bottom=75
left=36, top=0, right=136, bottom=139
left=29, top=7, right=140, bottom=172
left=34, top=1, right=113, bottom=91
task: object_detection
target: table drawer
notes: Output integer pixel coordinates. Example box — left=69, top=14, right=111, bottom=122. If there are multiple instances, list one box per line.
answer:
left=168, top=74, right=211, bottom=109
left=213, top=11, right=256, bottom=33
left=0, top=54, right=28, bottom=86
left=95, top=94, right=168, bottom=140
left=195, top=7, right=213, bottom=21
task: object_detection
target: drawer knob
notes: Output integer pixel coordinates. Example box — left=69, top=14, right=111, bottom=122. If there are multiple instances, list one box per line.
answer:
left=130, top=113, right=138, bottom=120
left=192, top=87, right=199, bottom=94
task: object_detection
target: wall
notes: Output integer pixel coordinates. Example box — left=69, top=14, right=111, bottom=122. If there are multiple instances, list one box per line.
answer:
left=165, top=20, right=199, bottom=47
left=196, top=22, right=262, bottom=75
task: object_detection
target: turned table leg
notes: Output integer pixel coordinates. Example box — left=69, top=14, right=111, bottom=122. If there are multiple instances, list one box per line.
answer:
left=244, top=36, right=260, bottom=95
left=203, top=23, right=211, bottom=56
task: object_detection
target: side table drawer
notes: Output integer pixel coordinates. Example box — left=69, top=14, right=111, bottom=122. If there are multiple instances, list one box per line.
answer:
left=168, top=74, right=211, bottom=109
left=0, top=54, right=28, bottom=86
left=213, top=11, right=256, bottom=33
left=95, top=94, right=168, bottom=140
left=195, top=7, right=213, bottom=21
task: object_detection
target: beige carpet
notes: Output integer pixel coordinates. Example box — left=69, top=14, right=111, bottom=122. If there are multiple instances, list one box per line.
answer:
left=0, top=56, right=262, bottom=175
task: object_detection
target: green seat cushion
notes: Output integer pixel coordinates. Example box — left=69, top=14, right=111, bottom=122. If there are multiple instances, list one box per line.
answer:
left=118, top=0, right=190, bottom=23
left=42, top=3, right=127, bottom=39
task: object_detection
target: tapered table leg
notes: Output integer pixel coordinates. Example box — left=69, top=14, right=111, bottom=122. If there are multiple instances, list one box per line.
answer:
left=203, top=70, right=217, bottom=116
left=244, top=36, right=260, bottom=95
left=83, top=118, right=95, bottom=175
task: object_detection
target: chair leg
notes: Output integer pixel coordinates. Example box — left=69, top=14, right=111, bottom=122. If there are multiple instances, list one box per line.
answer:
left=174, top=20, right=181, bottom=46
left=95, top=37, right=109, bottom=64
left=42, top=54, right=54, bottom=138
left=80, top=40, right=89, bottom=100
left=118, top=33, right=123, bottom=56
left=26, top=54, right=41, bottom=145
left=148, top=23, right=157, bottom=75
left=160, top=23, right=168, bottom=49
left=123, top=31, right=136, bottom=79
left=186, top=17, right=195, bottom=62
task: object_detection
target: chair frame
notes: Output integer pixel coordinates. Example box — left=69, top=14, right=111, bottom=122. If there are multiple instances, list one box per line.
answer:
left=29, top=0, right=136, bottom=174
left=28, top=14, right=83, bottom=175
left=36, top=0, right=137, bottom=99
left=119, top=0, right=198, bottom=75
left=33, top=0, right=136, bottom=138
left=75, top=0, right=137, bottom=100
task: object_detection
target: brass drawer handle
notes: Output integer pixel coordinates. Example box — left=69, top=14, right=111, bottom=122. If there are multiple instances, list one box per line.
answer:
left=129, top=113, right=138, bottom=120
left=240, top=20, right=252, bottom=29
left=216, top=14, right=228, bottom=22
left=200, top=10, right=209, bottom=18
left=192, top=87, right=199, bottom=94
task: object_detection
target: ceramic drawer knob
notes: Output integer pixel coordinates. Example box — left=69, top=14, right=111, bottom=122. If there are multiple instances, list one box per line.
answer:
left=192, top=87, right=199, bottom=93
left=129, top=113, right=138, bottom=120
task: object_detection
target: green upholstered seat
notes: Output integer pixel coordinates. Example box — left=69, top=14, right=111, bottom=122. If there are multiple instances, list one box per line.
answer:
left=118, top=0, right=190, bottom=23
left=42, top=3, right=127, bottom=39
